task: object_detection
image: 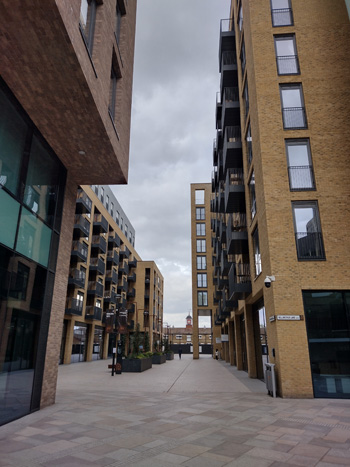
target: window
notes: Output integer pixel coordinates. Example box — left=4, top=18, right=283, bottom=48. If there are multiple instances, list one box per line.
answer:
left=240, top=39, right=246, bottom=76
left=196, top=207, right=205, bottom=220
left=198, top=291, right=208, bottom=307
left=196, top=239, right=206, bottom=253
left=116, top=211, right=120, bottom=225
left=96, top=299, right=101, bottom=308
left=80, top=0, right=97, bottom=55
left=195, top=189, right=205, bottom=204
left=109, top=65, right=119, bottom=121
left=197, top=273, right=207, bottom=288
left=196, top=223, right=205, bottom=236
left=286, top=140, right=315, bottom=190
left=120, top=217, right=123, bottom=230
left=106, top=195, right=109, bottom=211
left=100, top=187, right=104, bottom=204
left=94, top=185, right=98, bottom=195
left=271, top=0, right=293, bottom=27
left=280, top=84, right=307, bottom=129
left=292, top=202, right=325, bottom=260
left=274, top=35, right=299, bottom=75
left=186, top=335, right=191, bottom=342
left=244, top=81, right=249, bottom=119
left=252, top=227, right=262, bottom=276
left=115, top=2, right=122, bottom=44
left=110, top=202, right=114, bottom=217
left=125, top=224, right=128, bottom=236
left=176, top=335, right=182, bottom=340
left=246, top=123, right=252, bottom=166
left=249, top=171, right=256, bottom=220
left=197, top=256, right=207, bottom=270
left=238, top=5, right=243, bottom=34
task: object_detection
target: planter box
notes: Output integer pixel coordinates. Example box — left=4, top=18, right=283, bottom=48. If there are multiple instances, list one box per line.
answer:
left=166, top=352, right=174, bottom=360
left=122, top=357, right=152, bottom=372
left=152, top=354, right=166, bottom=364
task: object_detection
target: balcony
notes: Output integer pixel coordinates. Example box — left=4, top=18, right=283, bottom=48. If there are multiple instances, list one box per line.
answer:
left=213, top=138, right=218, bottom=166
left=108, top=233, right=121, bottom=248
left=227, top=212, right=248, bottom=255
left=219, top=19, right=235, bottom=73
left=89, top=257, right=105, bottom=275
left=103, top=290, right=118, bottom=304
left=295, top=232, right=325, bottom=260
left=91, top=235, right=107, bottom=253
left=128, top=303, right=135, bottom=314
left=219, top=219, right=226, bottom=243
left=71, top=241, right=88, bottom=262
left=117, top=279, right=127, bottom=294
left=128, top=258, right=137, bottom=268
left=107, top=250, right=119, bottom=265
left=85, top=306, right=102, bottom=321
left=127, top=272, right=136, bottom=282
left=68, top=269, right=86, bottom=289
left=271, top=8, right=293, bottom=27
left=87, top=281, right=104, bottom=297
left=282, top=107, right=307, bottom=130
left=218, top=300, right=230, bottom=321
left=76, top=189, right=92, bottom=214
left=127, top=288, right=135, bottom=299
left=118, top=262, right=129, bottom=275
left=65, top=298, right=83, bottom=316
left=223, top=292, right=238, bottom=312
left=222, top=87, right=240, bottom=128
left=220, top=50, right=238, bottom=91
left=216, top=92, right=222, bottom=130
left=220, top=249, right=230, bottom=276
left=223, top=126, right=243, bottom=172
left=228, top=263, right=251, bottom=301
left=224, top=168, right=245, bottom=213
left=93, top=213, right=108, bottom=233
left=276, top=55, right=300, bottom=75
left=105, top=269, right=118, bottom=284
left=128, top=320, right=135, bottom=330
left=73, top=215, right=90, bottom=238
left=119, top=248, right=130, bottom=259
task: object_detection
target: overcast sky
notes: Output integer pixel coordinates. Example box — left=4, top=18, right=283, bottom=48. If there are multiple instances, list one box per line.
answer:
left=112, top=0, right=230, bottom=328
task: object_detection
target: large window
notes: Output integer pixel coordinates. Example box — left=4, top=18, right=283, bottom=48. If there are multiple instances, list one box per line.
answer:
left=303, top=291, right=350, bottom=398
left=274, top=35, right=299, bottom=75
left=249, top=171, right=256, bottom=220
left=240, top=39, right=246, bottom=77
left=80, top=0, right=97, bottom=55
left=270, top=0, right=293, bottom=27
left=196, top=239, right=206, bottom=253
left=196, top=223, right=205, bottom=236
left=197, top=256, right=207, bottom=270
left=252, top=227, right=262, bottom=276
left=196, top=207, right=205, bottom=220
left=292, top=202, right=325, bottom=260
left=198, top=291, right=208, bottom=307
left=197, top=273, right=207, bottom=288
left=109, top=64, right=119, bottom=122
left=195, top=189, right=205, bottom=205
left=280, top=84, right=307, bottom=129
left=286, top=140, right=315, bottom=190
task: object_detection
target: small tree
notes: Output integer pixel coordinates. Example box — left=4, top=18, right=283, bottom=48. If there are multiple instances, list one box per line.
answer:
left=143, top=331, right=150, bottom=353
left=133, top=323, right=141, bottom=355
left=164, top=336, right=170, bottom=354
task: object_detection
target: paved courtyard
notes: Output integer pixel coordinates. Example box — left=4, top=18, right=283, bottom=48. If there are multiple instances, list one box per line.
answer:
left=0, top=354, right=350, bottom=466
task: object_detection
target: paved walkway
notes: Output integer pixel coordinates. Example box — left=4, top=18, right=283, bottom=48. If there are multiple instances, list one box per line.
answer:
left=0, top=355, right=350, bottom=466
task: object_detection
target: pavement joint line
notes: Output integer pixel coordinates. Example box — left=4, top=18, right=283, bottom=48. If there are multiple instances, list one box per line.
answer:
left=166, top=359, right=193, bottom=393
left=281, top=417, right=350, bottom=431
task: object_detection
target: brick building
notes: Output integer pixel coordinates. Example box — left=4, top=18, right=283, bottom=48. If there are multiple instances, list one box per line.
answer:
left=198, top=0, right=350, bottom=398
left=0, top=0, right=137, bottom=425
left=166, top=314, right=212, bottom=353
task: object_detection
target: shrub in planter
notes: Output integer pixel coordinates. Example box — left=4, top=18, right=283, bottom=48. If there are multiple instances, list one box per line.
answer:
left=152, top=353, right=166, bottom=364
left=166, top=351, right=174, bottom=360
left=122, top=356, right=152, bottom=372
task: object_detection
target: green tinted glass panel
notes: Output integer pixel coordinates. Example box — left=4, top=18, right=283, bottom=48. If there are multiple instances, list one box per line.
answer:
left=0, top=87, right=28, bottom=195
left=16, top=207, right=52, bottom=267
left=24, top=135, right=60, bottom=226
left=0, top=190, right=20, bottom=249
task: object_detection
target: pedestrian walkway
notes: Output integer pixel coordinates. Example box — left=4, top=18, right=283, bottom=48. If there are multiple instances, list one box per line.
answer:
left=0, top=355, right=350, bottom=466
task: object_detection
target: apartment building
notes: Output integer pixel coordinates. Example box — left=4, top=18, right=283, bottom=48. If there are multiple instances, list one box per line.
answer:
left=62, top=185, right=164, bottom=363
left=190, top=184, right=222, bottom=358
left=0, top=0, right=137, bottom=425
left=209, top=0, right=350, bottom=398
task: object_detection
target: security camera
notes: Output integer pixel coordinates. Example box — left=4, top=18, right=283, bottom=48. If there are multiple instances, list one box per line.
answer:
left=264, top=275, right=275, bottom=288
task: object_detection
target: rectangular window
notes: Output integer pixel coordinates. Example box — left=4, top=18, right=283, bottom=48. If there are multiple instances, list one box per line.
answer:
left=109, top=65, right=118, bottom=121
left=94, top=185, right=98, bottom=194
left=196, top=207, right=205, bottom=220
left=197, top=273, right=207, bottom=288
left=80, top=0, right=97, bottom=54
left=286, top=140, right=315, bottom=190
left=116, top=211, right=120, bottom=225
left=196, top=239, right=206, bottom=253
left=120, top=217, right=123, bottom=230
left=0, top=189, right=20, bottom=249
left=125, top=224, right=128, bottom=236
left=196, top=223, right=206, bottom=236
left=274, top=35, right=299, bottom=75
left=246, top=123, right=252, bottom=166
left=292, top=202, right=325, bottom=260
left=271, top=0, right=293, bottom=27
left=176, top=335, right=182, bottom=340
left=252, top=227, right=262, bottom=277
left=196, top=256, right=207, bottom=270
left=115, top=2, right=122, bottom=44
left=249, top=171, right=256, bottom=220
left=238, top=5, right=243, bottom=33
left=240, top=39, right=246, bottom=76
left=100, top=187, right=104, bottom=204
left=195, top=189, right=205, bottom=205
left=244, top=81, right=249, bottom=119
left=280, top=84, right=307, bottom=129
left=106, top=194, right=109, bottom=211
left=186, top=335, right=191, bottom=342
left=110, top=202, right=114, bottom=217
left=198, top=291, right=208, bottom=307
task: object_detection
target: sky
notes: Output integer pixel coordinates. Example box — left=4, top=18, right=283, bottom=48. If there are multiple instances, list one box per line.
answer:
left=111, top=0, right=231, bottom=328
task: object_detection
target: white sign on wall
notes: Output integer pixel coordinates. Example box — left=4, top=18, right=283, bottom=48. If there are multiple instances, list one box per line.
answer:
left=216, top=337, right=221, bottom=344
left=221, top=334, right=229, bottom=342
left=277, top=315, right=301, bottom=321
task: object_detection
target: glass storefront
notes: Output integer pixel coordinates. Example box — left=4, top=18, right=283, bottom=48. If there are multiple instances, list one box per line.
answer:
left=71, top=323, right=88, bottom=363
left=0, top=79, right=66, bottom=425
left=92, top=326, right=104, bottom=360
left=304, top=291, right=350, bottom=399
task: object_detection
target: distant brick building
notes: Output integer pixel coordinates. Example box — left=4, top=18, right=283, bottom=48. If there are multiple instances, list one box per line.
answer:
left=166, top=315, right=212, bottom=353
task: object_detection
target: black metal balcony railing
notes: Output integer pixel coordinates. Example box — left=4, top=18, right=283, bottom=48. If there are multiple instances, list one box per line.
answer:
left=76, top=189, right=92, bottom=213
left=65, top=298, right=83, bottom=316
left=108, top=233, right=121, bottom=247
left=104, top=290, right=117, bottom=303
left=227, top=168, right=244, bottom=185
left=224, top=87, right=239, bottom=103
left=71, top=241, right=88, bottom=262
left=129, top=258, right=137, bottom=268
left=91, top=235, right=107, bottom=253
left=222, top=50, right=237, bottom=67
left=128, top=303, right=135, bottom=314
left=282, top=107, right=307, bottom=129
left=288, top=166, right=315, bottom=191
left=87, top=281, right=104, bottom=297
left=295, top=232, right=325, bottom=260
left=225, top=125, right=241, bottom=143
left=93, top=213, right=108, bottom=233
left=119, top=248, right=130, bottom=259
left=105, top=269, right=118, bottom=283
left=271, top=8, right=293, bottom=27
left=85, top=306, right=102, bottom=321
left=231, top=212, right=247, bottom=230
left=220, top=18, right=234, bottom=33
left=107, top=250, right=119, bottom=264
left=68, top=269, right=86, bottom=288
left=127, top=288, right=135, bottom=298
left=127, top=272, right=136, bottom=282
left=276, top=55, right=299, bottom=75
left=89, top=257, right=105, bottom=275
left=74, top=215, right=90, bottom=237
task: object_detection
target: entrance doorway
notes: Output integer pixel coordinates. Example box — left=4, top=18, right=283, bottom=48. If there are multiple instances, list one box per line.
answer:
left=71, top=322, right=87, bottom=363
left=253, top=301, right=268, bottom=381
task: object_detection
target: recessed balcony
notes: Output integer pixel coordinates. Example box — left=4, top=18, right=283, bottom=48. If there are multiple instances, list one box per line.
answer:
left=117, top=279, right=127, bottom=294
left=107, top=250, right=119, bottom=265
left=228, top=263, right=251, bottom=301
left=220, top=50, right=238, bottom=91
left=76, top=189, right=92, bottom=214
left=119, top=248, right=130, bottom=259
left=128, top=303, right=135, bottom=314
left=85, top=306, right=102, bottom=321
left=219, top=19, right=235, bottom=72
left=91, top=235, right=107, bottom=254
left=87, top=281, right=104, bottom=298
left=128, top=258, right=137, bottom=268
left=227, top=212, right=248, bottom=255
left=223, top=292, right=238, bottom=312
left=223, top=126, right=243, bottom=172
left=128, top=272, right=136, bottom=282
left=71, top=240, right=88, bottom=262
left=127, top=288, right=135, bottom=299
left=103, top=290, right=118, bottom=304
left=108, top=233, right=121, bottom=248
left=118, top=262, right=129, bottom=275
left=222, top=87, right=240, bottom=128
left=68, top=269, right=86, bottom=289
left=224, top=168, right=246, bottom=213
left=105, top=269, right=118, bottom=284
left=89, top=257, right=105, bottom=275
left=73, top=215, right=90, bottom=238
left=93, top=213, right=108, bottom=233
left=216, top=92, right=222, bottom=130
left=65, top=297, right=83, bottom=316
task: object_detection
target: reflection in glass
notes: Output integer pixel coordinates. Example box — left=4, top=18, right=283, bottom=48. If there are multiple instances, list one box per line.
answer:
left=287, top=141, right=314, bottom=190
left=71, top=324, right=87, bottom=363
left=0, top=190, right=20, bottom=249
